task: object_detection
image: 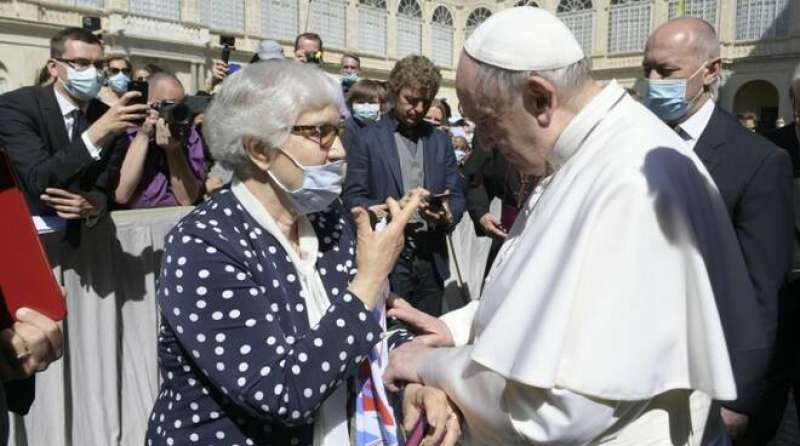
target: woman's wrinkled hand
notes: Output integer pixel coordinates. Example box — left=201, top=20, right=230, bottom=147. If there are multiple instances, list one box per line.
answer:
left=348, top=189, right=426, bottom=309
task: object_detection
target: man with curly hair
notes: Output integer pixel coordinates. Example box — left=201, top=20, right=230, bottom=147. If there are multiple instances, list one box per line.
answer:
left=344, top=55, right=466, bottom=319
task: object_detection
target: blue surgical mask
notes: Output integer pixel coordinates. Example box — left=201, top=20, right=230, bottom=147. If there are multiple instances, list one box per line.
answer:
left=268, top=148, right=344, bottom=215
left=645, top=63, right=707, bottom=123
left=352, top=103, right=380, bottom=122
left=107, top=72, right=130, bottom=94
left=341, top=72, right=359, bottom=87
left=58, top=62, right=104, bottom=102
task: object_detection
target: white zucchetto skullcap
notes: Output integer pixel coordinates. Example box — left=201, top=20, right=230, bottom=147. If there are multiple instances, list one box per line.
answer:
left=464, top=6, right=584, bottom=71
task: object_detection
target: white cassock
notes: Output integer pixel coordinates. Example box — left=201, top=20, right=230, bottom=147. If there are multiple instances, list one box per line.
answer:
left=420, top=81, right=749, bottom=445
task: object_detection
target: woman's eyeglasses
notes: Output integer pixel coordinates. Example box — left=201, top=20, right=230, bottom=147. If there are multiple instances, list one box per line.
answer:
left=106, top=67, right=133, bottom=76
left=290, top=120, right=346, bottom=149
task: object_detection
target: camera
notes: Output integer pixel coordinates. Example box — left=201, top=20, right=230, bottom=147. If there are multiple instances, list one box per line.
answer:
left=82, top=16, right=101, bottom=32
left=220, top=35, right=236, bottom=64
left=152, top=100, right=192, bottom=139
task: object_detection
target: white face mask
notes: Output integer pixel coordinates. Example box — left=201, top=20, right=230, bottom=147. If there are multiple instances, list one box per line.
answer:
left=267, top=148, right=345, bottom=215
left=57, top=61, right=104, bottom=102
left=352, top=103, right=380, bottom=122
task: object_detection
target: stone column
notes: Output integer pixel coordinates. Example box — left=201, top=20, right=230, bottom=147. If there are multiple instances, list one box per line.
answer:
left=346, top=0, right=359, bottom=51
left=593, top=1, right=609, bottom=58
left=386, top=7, right=397, bottom=60
left=182, top=0, right=201, bottom=24
left=245, top=0, right=263, bottom=39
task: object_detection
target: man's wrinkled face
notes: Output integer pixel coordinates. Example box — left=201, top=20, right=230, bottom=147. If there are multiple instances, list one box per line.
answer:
left=456, top=55, right=539, bottom=173
left=149, top=79, right=185, bottom=105
left=394, top=87, right=432, bottom=128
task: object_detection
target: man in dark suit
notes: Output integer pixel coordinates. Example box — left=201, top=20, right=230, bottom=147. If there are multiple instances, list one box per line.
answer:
left=754, top=65, right=800, bottom=445
left=644, top=18, right=795, bottom=441
left=344, top=55, right=465, bottom=318
left=0, top=27, right=149, bottom=242
left=461, top=134, right=533, bottom=281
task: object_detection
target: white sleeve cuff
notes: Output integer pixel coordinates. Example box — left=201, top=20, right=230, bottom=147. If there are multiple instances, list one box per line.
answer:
left=439, top=300, right=479, bottom=346
left=81, top=131, right=102, bottom=160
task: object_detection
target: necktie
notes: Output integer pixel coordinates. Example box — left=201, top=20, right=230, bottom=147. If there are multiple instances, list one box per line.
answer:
left=71, top=109, right=87, bottom=142
left=674, top=125, right=691, bottom=142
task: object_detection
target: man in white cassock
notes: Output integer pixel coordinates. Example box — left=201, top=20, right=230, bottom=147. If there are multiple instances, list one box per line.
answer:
left=385, top=7, right=764, bottom=445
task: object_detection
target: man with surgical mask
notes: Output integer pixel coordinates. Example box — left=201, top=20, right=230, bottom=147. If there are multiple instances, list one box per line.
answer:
left=97, top=55, right=133, bottom=106
left=340, top=53, right=361, bottom=94
left=644, top=17, right=794, bottom=442
left=0, top=27, right=150, bottom=244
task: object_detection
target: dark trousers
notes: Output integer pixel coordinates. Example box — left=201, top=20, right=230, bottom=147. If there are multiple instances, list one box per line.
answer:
left=744, top=279, right=800, bottom=445
left=388, top=241, right=445, bottom=319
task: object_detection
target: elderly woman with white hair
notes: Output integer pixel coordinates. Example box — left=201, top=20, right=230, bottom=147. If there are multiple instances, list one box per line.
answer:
left=144, top=61, right=443, bottom=446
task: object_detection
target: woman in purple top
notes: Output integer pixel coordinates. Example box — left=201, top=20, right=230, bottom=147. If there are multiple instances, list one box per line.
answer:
left=113, top=73, right=205, bottom=209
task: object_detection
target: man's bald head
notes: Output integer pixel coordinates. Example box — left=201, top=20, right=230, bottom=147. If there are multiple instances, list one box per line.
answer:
left=148, top=72, right=185, bottom=103
left=646, top=17, right=720, bottom=64
left=643, top=17, right=722, bottom=124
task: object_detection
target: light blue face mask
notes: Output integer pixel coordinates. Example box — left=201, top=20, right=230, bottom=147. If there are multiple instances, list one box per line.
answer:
left=107, top=72, right=130, bottom=94
left=352, top=103, right=380, bottom=122
left=58, top=62, right=104, bottom=102
left=645, top=62, right=707, bottom=124
left=268, top=148, right=345, bottom=215
left=341, top=72, right=359, bottom=87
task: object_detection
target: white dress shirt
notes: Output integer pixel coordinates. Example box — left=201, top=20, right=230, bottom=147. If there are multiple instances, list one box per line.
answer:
left=674, top=98, right=716, bottom=151
left=53, top=87, right=102, bottom=160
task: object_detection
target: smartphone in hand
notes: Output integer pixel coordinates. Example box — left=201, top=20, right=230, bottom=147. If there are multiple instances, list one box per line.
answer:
left=127, top=79, right=148, bottom=106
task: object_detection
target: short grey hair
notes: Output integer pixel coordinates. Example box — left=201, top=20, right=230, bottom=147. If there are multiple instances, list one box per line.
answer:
left=471, top=55, right=593, bottom=112
left=203, top=60, right=339, bottom=175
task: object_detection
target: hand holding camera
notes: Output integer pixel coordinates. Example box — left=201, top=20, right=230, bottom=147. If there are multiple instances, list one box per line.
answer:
left=155, top=117, right=182, bottom=152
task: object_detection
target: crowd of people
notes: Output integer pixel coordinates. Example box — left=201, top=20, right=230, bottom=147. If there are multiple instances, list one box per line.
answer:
left=0, top=5, right=798, bottom=446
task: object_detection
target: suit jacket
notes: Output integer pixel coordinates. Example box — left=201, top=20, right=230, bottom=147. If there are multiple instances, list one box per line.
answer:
left=764, top=123, right=800, bottom=279
left=694, top=106, right=795, bottom=413
left=343, top=114, right=466, bottom=278
left=461, top=134, right=521, bottom=237
left=0, top=85, right=118, bottom=217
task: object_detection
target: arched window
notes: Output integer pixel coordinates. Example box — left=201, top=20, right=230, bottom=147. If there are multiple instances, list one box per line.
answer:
left=735, top=0, right=791, bottom=40
left=309, top=0, right=347, bottom=49
left=556, top=0, right=593, bottom=56
left=607, top=0, right=652, bottom=54
left=465, top=7, right=492, bottom=39
left=431, top=6, right=454, bottom=67
left=397, top=0, right=423, bottom=58
left=200, top=0, right=246, bottom=33
left=358, top=0, right=388, bottom=55
left=514, top=0, right=539, bottom=6
left=129, top=0, right=181, bottom=21
left=668, top=0, right=718, bottom=26
left=262, top=0, right=298, bottom=41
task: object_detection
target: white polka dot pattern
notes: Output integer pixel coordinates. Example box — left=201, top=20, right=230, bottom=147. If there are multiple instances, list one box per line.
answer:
left=146, top=193, right=383, bottom=446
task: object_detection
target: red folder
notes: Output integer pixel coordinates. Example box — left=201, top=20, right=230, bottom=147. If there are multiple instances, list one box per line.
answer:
left=0, top=147, right=66, bottom=329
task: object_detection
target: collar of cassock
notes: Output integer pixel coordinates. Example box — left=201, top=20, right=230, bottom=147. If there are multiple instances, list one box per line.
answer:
left=551, top=80, right=626, bottom=168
